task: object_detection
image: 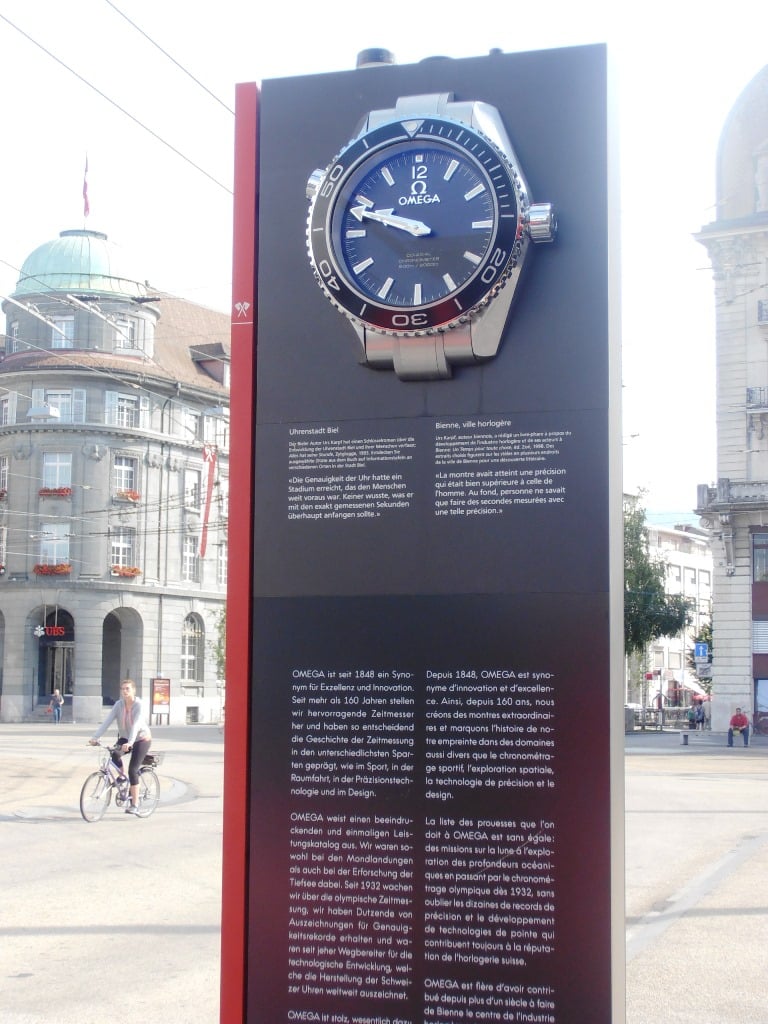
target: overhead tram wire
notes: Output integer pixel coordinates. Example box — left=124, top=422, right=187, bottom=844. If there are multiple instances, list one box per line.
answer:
left=3, top=491, right=229, bottom=544
left=3, top=508, right=231, bottom=561
left=1, top=475, right=228, bottom=524
left=4, top=512, right=229, bottom=546
left=0, top=326, right=219, bottom=412
left=102, top=0, right=235, bottom=116
left=1, top=248, right=230, bottom=345
left=0, top=304, right=231, bottom=485
left=0, top=258, right=231, bottom=410
left=0, top=12, right=232, bottom=195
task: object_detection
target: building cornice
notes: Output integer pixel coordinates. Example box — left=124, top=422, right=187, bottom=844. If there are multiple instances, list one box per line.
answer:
left=0, top=422, right=230, bottom=458
left=0, top=355, right=228, bottom=403
left=694, top=222, right=768, bottom=276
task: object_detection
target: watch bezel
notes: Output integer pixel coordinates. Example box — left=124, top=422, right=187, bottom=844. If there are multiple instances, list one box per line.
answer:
left=307, top=116, right=527, bottom=336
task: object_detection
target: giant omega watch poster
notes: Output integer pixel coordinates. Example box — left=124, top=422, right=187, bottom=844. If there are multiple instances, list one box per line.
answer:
left=222, top=43, right=624, bottom=1024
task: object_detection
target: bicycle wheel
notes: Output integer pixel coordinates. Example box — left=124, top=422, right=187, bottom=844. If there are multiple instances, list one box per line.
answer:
left=135, top=768, right=160, bottom=817
left=80, top=772, right=112, bottom=822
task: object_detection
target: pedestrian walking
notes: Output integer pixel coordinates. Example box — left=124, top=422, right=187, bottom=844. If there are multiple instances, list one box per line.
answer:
left=49, top=688, right=64, bottom=723
left=695, top=701, right=705, bottom=730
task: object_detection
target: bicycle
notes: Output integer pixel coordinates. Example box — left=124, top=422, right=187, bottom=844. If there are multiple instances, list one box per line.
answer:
left=80, top=742, right=163, bottom=822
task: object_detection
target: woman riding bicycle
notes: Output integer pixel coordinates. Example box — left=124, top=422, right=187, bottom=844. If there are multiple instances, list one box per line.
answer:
left=89, top=679, right=152, bottom=815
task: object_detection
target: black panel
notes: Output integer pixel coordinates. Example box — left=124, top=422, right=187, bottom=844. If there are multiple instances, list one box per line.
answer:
left=247, top=45, right=613, bottom=1024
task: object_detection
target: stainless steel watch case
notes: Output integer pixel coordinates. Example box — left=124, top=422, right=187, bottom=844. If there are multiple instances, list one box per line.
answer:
left=306, top=92, right=555, bottom=380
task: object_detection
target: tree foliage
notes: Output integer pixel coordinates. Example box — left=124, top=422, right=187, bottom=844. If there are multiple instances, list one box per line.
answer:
left=211, top=606, right=226, bottom=681
left=624, top=502, right=693, bottom=656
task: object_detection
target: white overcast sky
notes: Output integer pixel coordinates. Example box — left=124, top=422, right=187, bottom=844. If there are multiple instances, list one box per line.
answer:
left=0, top=0, right=765, bottom=523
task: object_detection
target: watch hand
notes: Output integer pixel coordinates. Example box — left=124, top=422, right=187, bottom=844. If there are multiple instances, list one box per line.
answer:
left=351, top=205, right=431, bottom=236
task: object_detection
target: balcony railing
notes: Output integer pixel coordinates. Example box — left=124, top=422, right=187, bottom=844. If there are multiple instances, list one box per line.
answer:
left=747, top=387, right=768, bottom=408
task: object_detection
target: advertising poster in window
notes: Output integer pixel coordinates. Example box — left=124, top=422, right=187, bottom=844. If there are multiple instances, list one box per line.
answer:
left=228, top=44, right=623, bottom=1024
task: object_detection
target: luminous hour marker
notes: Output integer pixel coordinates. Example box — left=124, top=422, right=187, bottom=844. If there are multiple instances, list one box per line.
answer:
left=413, top=283, right=423, bottom=304
left=378, top=277, right=394, bottom=299
left=464, top=183, right=486, bottom=201
left=354, top=195, right=374, bottom=208
left=472, top=220, right=493, bottom=229
left=381, top=167, right=395, bottom=186
left=464, top=251, right=482, bottom=265
left=444, top=159, right=459, bottom=181
left=346, top=229, right=366, bottom=238
left=353, top=257, right=374, bottom=274
left=442, top=273, right=457, bottom=291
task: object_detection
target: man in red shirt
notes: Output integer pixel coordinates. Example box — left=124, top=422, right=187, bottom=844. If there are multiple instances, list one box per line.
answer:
left=728, top=707, right=750, bottom=747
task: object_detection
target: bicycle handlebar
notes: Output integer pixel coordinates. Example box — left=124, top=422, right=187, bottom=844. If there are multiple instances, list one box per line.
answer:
left=87, top=740, right=133, bottom=753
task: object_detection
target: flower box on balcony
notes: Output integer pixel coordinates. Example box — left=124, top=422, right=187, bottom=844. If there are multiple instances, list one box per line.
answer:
left=33, top=563, right=72, bottom=576
left=115, top=489, right=141, bottom=502
left=39, top=487, right=72, bottom=498
left=110, top=565, right=142, bottom=578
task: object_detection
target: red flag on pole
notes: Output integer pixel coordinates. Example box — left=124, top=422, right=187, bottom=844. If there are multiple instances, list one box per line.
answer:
left=199, top=445, right=217, bottom=558
left=83, top=156, right=90, bottom=218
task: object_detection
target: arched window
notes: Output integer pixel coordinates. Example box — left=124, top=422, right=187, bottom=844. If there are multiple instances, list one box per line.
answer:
left=181, top=614, right=204, bottom=683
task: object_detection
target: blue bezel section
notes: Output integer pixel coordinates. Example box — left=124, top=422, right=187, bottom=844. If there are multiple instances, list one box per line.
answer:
left=308, top=117, right=524, bottom=335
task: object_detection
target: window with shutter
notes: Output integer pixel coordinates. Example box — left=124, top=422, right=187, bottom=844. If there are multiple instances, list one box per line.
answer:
left=753, top=621, right=768, bottom=653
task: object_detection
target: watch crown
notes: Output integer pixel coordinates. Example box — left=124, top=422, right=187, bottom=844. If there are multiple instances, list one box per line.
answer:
left=306, top=168, right=325, bottom=202
left=527, top=203, right=557, bottom=243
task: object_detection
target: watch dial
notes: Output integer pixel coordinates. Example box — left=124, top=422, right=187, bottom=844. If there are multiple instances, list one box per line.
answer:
left=308, top=117, right=523, bottom=334
left=331, top=141, right=496, bottom=309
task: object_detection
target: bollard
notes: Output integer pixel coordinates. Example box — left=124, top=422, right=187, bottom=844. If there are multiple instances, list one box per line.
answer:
left=680, top=732, right=689, bottom=746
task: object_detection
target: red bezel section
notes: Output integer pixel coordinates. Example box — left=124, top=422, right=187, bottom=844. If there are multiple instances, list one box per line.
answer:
left=307, top=117, right=525, bottom=335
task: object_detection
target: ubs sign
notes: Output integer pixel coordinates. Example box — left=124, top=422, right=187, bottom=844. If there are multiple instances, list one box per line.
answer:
left=34, top=625, right=66, bottom=638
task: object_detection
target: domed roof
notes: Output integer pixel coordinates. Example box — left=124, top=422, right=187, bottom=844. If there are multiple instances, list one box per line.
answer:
left=13, top=229, right=150, bottom=299
left=717, top=64, right=768, bottom=222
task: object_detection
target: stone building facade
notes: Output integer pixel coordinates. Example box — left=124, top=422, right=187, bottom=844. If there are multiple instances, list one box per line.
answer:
left=0, top=228, right=229, bottom=725
left=643, top=523, right=712, bottom=707
left=695, top=65, right=768, bottom=735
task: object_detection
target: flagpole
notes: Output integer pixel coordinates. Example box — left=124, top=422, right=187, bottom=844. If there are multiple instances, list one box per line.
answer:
left=83, top=155, right=90, bottom=220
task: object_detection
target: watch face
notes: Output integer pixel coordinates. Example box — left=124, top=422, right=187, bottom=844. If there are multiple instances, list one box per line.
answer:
left=307, top=116, right=526, bottom=335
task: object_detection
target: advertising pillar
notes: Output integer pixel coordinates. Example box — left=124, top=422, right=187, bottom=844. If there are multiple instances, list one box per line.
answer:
left=224, top=44, right=624, bottom=1023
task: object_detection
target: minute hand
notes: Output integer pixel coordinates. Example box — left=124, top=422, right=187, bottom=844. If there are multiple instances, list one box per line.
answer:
left=351, top=205, right=431, bottom=236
